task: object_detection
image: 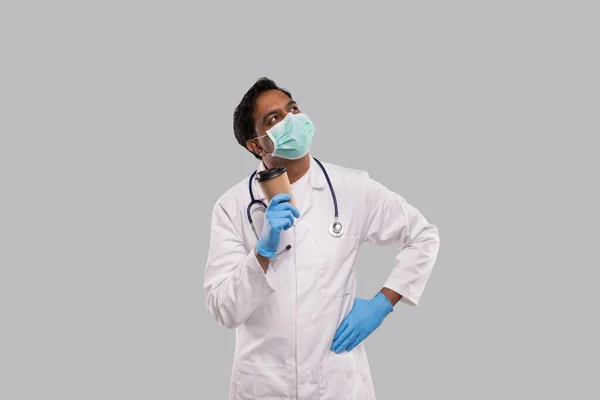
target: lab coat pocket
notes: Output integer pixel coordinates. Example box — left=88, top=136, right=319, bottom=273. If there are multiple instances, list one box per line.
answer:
left=318, top=351, right=365, bottom=400
left=235, top=360, right=291, bottom=400
left=316, top=235, right=361, bottom=298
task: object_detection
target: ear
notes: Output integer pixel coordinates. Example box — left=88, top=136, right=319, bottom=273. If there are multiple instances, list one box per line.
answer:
left=246, top=139, right=263, bottom=157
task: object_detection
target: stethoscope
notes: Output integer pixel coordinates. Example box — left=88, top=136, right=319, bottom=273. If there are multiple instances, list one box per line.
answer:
left=246, top=157, right=344, bottom=248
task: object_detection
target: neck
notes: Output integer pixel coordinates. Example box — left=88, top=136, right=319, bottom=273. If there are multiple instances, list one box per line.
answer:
left=262, top=154, right=310, bottom=184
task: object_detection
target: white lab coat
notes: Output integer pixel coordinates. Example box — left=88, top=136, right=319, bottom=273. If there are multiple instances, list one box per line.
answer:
left=204, top=156, right=440, bottom=400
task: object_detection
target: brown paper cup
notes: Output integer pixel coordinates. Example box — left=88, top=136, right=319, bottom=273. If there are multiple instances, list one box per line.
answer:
left=256, top=166, right=296, bottom=207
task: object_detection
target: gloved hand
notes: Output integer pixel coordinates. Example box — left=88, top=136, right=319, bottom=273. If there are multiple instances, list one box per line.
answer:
left=255, top=193, right=300, bottom=258
left=330, top=292, right=394, bottom=353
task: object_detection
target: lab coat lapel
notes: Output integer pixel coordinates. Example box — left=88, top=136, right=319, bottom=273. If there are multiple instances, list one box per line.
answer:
left=297, top=156, right=327, bottom=221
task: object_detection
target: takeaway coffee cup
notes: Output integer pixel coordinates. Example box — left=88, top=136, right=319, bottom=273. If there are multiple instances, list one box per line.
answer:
left=256, top=166, right=296, bottom=207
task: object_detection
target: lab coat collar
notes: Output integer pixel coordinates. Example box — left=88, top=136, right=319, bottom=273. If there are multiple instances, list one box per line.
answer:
left=253, top=155, right=326, bottom=202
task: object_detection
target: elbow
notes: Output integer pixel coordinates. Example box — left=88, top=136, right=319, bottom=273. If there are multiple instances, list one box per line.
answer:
left=427, top=235, right=440, bottom=264
left=423, top=223, right=440, bottom=255
left=204, top=292, right=243, bottom=330
left=221, top=317, right=242, bottom=330
left=428, top=225, right=440, bottom=253
left=408, top=224, right=440, bottom=260
left=213, top=311, right=243, bottom=330
left=433, top=225, right=441, bottom=253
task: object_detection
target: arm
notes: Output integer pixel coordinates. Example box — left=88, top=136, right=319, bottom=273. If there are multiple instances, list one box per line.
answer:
left=380, top=287, right=403, bottom=306
left=363, top=175, right=440, bottom=306
left=255, top=250, right=270, bottom=272
left=204, top=201, right=279, bottom=329
left=331, top=174, right=440, bottom=353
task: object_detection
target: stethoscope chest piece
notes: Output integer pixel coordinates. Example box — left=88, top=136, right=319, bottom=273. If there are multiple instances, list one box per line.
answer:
left=329, top=220, right=344, bottom=238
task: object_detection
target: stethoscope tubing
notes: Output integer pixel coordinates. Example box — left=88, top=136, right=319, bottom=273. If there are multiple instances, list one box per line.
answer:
left=247, top=157, right=342, bottom=242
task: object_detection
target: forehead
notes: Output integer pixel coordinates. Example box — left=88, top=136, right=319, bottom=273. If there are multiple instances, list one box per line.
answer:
left=253, top=90, right=292, bottom=119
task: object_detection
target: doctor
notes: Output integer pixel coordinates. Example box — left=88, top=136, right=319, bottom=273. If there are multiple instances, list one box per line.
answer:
left=204, top=77, right=440, bottom=400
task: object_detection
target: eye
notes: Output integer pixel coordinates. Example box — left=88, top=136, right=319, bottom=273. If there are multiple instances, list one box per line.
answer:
left=290, top=105, right=299, bottom=113
left=268, top=115, right=279, bottom=125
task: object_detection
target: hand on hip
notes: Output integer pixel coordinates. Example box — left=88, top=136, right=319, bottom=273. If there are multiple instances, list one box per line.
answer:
left=331, top=292, right=393, bottom=353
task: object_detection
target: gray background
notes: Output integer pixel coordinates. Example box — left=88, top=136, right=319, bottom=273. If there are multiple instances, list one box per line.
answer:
left=1, top=1, right=598, bottom=399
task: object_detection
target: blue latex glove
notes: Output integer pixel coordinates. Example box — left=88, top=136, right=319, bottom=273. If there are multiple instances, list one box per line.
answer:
left=330, top=292, right=394, bottom=353
left=255, top=193, right=300, bottom=258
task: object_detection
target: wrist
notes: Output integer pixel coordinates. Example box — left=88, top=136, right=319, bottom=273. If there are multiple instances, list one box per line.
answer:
left=373, top=292, right=394, bottom=314
left=379, top=287, right=402, bottom=307
left=255, top=241, right=276, bottom=259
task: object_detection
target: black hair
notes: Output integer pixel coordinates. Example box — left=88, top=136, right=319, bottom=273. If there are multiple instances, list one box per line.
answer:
left=233, top=77, right=292, bottom=160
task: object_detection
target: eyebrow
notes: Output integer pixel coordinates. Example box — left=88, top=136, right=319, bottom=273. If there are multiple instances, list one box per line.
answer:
left=262, top=100, right=297, bottom=125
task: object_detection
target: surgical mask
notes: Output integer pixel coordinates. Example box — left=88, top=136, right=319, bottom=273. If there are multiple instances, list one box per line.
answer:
left=256, top=112, right=315, bottom=159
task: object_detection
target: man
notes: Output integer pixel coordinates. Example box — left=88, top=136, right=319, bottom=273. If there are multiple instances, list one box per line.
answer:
left=204, top=77, right=440, bottom=399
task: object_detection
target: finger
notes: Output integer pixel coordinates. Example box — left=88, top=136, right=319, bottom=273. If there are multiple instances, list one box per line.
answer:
left=269, top=210, right=294, bottom=220
left=270, top=193, right=292, bottom=206
left=332, top=319, right=349, bottom=343
left=276, top=211, right=296, bottom=230
left=331, top=323, right=352, bottom=351
left=283, top=205, right=300, bottom=219
left=346, top=336, right=362, bottom=352
left=271, top=218, right=289, bottom=232
left=334, top=331, right=357, bottom=354
left=271, top=211, right=294, bottom=225
left=273, top=201, right=300, bottom=218
left=282, top=218, right=293, bottom=231
left=272, top=216, right=294, bottom=231
left=270, top=223, right=282, bottom=233
left=286, top=213, right=296, bottom=227
left=268, top=215, right=294, bottom=231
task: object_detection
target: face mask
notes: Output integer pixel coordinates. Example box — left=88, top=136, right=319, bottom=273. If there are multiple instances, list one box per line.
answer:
left=256, top=112, right=315, bottom=159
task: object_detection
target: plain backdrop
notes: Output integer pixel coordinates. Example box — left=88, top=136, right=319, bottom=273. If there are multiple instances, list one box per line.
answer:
left=1, top=1, right=598, bottom=399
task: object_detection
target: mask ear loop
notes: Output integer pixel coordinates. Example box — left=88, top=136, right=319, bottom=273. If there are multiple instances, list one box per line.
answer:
left=252, top=133, right=276, bottom=158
